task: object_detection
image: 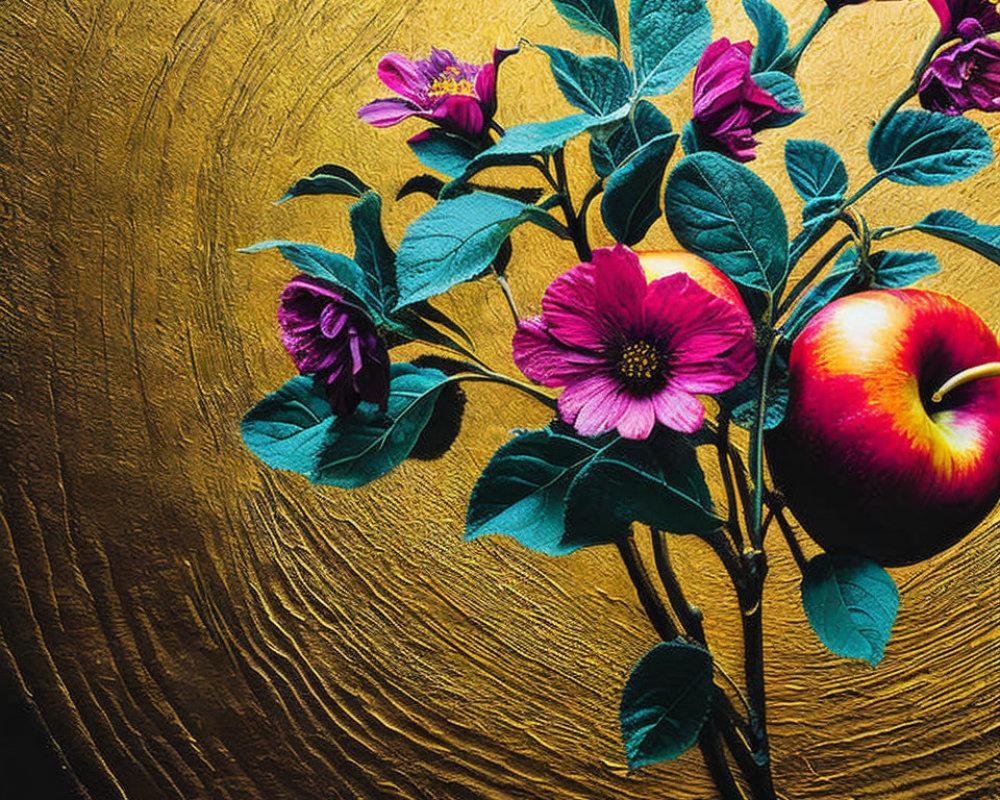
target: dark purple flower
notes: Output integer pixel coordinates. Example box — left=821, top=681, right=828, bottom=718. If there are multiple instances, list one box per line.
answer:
left=358, top=47, right=516, bottom=140
left=928, top=0, right=1000, bottom=41
left=279, top=275, right=390, bottom=415
left=920, top=34, right=1000, bottom=114
left=691, top=39, right=798, bottom=163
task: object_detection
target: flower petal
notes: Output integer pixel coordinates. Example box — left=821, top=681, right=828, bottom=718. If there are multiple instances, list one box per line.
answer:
left=592, top=245, right=647, bottom=340
left=651, top=387, right=706, bottom=434
left=541, top=260, right=607, bottom=350
left=430, top=94, right=485, bottom=137
left=557, top=374, right=633, bottom=437
left=643, top=273, right=755, bottom=392
left=377, top=53, right=428, bottom=102
left=614, top=395, right=658, bottom=440
left=358, top=98, right=421, bottom=127
left=512, top=316, right=608, bottom=386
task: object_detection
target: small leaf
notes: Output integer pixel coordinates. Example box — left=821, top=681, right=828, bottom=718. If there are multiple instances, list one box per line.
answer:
left=601, top=133, right=679, bottom=245
left=619, top=641, right=715, bottom=768
left=409, top=130, right=482, bottom=177
left=590, top=100, right=673, bottom=177
left=312, top=363, right=454, bottom=488
left=912, top=209, right=1000, bottom=263
left=476, top=111, right=629, bottom=164
left=239, top=241, right=381, bottom=315
left=277, top=164, right=369, bottom=203
left=241, top=377, right=335, bottom=473
left=679, top=120, right=703, bottom=156
left=785, top=140, right=848, bottom=201
left=664, top=151, right=789, bottom=297
left=538, top=46, right=633, bottom=116
left=800, top=553, right=899, bottom=667
left=394, top=193, right=567, bottom=307
left=743, top=0, right=788, bottom=73
left=630, top=0, right=713, bottom=97
left=869, top=110, right=993, bottom=186
left=383, top=308, right=479, bottom=362
left=466, top=428, right=603, bottom=555
left=550, top=0, right=622, bottom=49
left=721, top=349, right=790, bottom=430
left=350, top=192, right=398, bottom=308
left=752, top=71, right=804, bottom=128
left=563, top=434, right=720, bottom=549
left=870, top=250, right=940, bottom=288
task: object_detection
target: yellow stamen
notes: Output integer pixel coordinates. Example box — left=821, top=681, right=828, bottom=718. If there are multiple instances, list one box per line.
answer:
left=428, top=66, right=476, bottom=98
left=931, top=361, right=1000, bottom=403
left=619, top=341, right=661, bottom=383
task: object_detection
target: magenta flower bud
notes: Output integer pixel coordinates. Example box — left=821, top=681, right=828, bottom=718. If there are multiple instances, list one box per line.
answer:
left=919, top=34, right=1000, bottom=114
left=511, top=246, right=755, bottom=441
left=278, top=275, right=390, bottom=416
left=358, top=47, right=517, bottom=140
left=691, top=39, right=796, bottom=163
left=927, top=0, right=1000, bottom=41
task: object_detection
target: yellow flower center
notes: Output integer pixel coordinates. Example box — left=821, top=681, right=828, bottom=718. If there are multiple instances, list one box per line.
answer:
left=428, top=66, right=477, bottom=98
left=618, top=341, right=661, bottom=383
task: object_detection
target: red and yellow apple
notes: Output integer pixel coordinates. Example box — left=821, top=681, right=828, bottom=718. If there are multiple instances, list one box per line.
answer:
left=639, top=251, right=747, bottom=311
left=767, top=288, right=1000, bottom=566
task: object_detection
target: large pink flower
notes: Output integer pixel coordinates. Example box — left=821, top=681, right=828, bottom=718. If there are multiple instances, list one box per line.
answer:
left=512, top=246, right=756, bottom=440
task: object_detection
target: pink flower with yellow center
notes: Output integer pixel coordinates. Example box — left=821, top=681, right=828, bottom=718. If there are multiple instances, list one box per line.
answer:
left=512, top=246, right=756, bottom=440
left=358, top=47, right=516, bottom=140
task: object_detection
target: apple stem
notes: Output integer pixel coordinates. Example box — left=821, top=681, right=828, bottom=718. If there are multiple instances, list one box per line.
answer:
left=931, top=361, right=1000, bottom=403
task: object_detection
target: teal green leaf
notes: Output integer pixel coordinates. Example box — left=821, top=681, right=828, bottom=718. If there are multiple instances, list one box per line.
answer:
left=752, top=71, right=804, bottom=128
left=721, top=349, right=790, bottom=429
left=664, top=151, right=789, bottom=296
left=743, top=0, right=788, bottom=73
left=409, top=130, right=482, bottom=177
left=350, top=192, right=398, bottom=308
left=801, top=553, right=899, bottom=666
left=538, top=46, right=633, bottom=116
left=912, top=209, right=1000, bottom=263
left=620, top=641, right=714, bottom=768
left=241, top=377, right=335, bottom=474
left=590, top=100, right=673, bottom=177
left=869, top=111, right=993, bottom=186
left=277, top=164, right=369, bottom=203
left=239, top=241, right=381, bottom=314
left=550, top=0, right=621, bottom=48
left=601, top=132, right=679, bottom=245
left=478, top=111, right=629, bottom=162
left=563, top=435, right=720, bottom=549
left=383, top=308, right=478, bottom=361
left=871, top=250, right=940, bottom=288
left=394, top=193, right=566, bottom=308
left=785, top=139, right=847, bottom=201
left=465, top=429, right=607, bottom=555
left=630, top=0, right=713, bottom=97
left=312, top=363, right=452, bottom=488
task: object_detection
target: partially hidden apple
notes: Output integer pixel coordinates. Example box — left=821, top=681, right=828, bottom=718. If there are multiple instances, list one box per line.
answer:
left=639, top=250, right=747, bottom=311
left=767, top=288, right=1000, bottom=566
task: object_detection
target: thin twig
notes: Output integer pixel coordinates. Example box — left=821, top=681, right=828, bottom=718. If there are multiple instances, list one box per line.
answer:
left=616, top=535, right=676, bottom=642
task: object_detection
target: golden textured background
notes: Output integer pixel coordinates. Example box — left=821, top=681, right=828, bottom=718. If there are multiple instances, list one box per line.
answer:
left=1, top=0, right=998, bottom=797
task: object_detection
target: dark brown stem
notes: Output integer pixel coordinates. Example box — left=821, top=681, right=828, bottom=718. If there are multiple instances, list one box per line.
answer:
left=773, top=506, right=808, bottom=573
left=616, top=536, right=676, bottom=641
left=717, top=413, right=745, bottom=552
left=652, top=530, right=705, bottom=644
left=552, top=149, right=592, bottom=261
